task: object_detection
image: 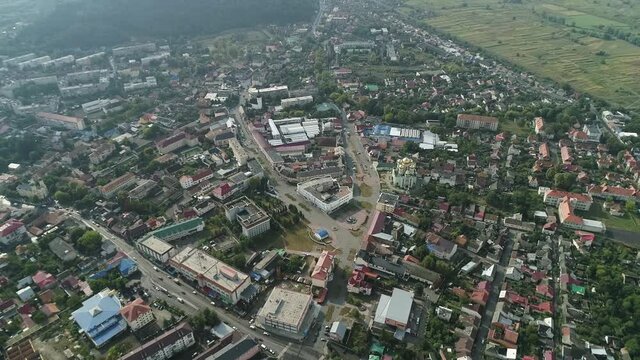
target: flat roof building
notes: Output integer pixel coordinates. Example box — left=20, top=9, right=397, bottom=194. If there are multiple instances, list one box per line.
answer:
left=224, top=197, right=270, bottom=239
left=297, top=177, right=353, bottom=213
left=169, top=247, right=252, bottom=305
left=372, top=288, right=415, bottom=340
left=137, top=236, right=177, bottom=263
left=256, top=287, right=318, bottom=340
left=120, top=322, right=195, bottom=360
left=36, top=112, right=86, bottom=130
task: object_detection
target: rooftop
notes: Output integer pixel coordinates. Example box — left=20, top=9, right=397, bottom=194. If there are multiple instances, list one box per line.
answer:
left=374, top=288, right=414, bottom=326
left=224, top=197, right=269, bottom=228
left=119, top=298, right=151, bottom=323
left=150, top=218, right=203, bottom=240
left=171, top=247, right=249, bottom=294
left=139, top=235, right=174, bottom=255
left=257, top=287, right=312, bottom=330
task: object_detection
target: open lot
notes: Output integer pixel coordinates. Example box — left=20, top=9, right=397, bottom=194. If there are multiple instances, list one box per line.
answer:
left=402, top=0, right=640, bottom=109
left=582, top=201, right=640, bottom=233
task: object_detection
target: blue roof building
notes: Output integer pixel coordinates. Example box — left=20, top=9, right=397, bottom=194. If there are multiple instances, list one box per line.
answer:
left=71, top=289, right=127, bottom=347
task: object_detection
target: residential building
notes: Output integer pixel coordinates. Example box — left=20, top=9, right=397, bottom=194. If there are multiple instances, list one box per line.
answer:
left=124, top=77, right=157, bottom=92
left=48, top=238, right=78, bottom=261
left=32, top=271, right=56, bottom=289
left=558, top=197, right=606, bottom=233
left=128, top=179, right=158, bottom=200
left=75, top=52, right=106, bottom=66
left=392, top=157, right=417, bottom=189
left=456, top=114, right=499, bottom=131
left=137, top=236, right=177, bottom=263
left=425, top=232, right=458, bottom=260
left=120, top=298, right=154, bottom=331
left=36, top=112, right=86, bottom=130
left=71, top=289, right=127, bottom=347
left=169, top=247, right=252, bottom=305
left=372, top=288, right=415, bottom=340
left=248, top=85, right=289, bottom=98
left=224, top=197, right=271, bottom=238
left=377, top=192, right=399, bottom=213
left=113, top=43, right=157, bottom=56
left=211, top=183, right=236, bottom=202
left=89, top=142, right=116, bottom=165
left=587, top=184, right=640, bottom=203
left=4, top=339, right=42, bottom=360
left=82, top=99, right=123, bottom=115
left=16, top=287, right=35, bottom=302
left=255, top=287, right=318, bottom=340
left=534, top=117, right=545, bottom=135
left=99, top=172, right=137, bottom=198
left=16, top=180, right=48, bottom=199
left=543, top=189, right=592, bottom=210
left=347, top=267, right=373, bottom=295
left=281, top=95, right=313, bottom=108
left=329, top=322, right=347, bottom=342
left=180, top=168, right=214, bottom=189
left=155, top=131, right=199, bottom=154
left=148, top=218, right=204, bottom=242
left=141, top=52, right=170, bottom=66
left=583, top=124, right=602, bottom=142
left=205, top=335, right=260, bottom=360
left=120, top=322, right=195, bottom=360
left=297, top=177, right=353, bottom=213
left=228, top=138, right=248, bottom=166
left=0, top=219, right=26, bottom=245
left=311, top=251, right=335, bottom=288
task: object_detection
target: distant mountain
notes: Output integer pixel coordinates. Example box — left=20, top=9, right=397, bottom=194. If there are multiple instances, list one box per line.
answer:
left=16, top=0, right=316, bottom=49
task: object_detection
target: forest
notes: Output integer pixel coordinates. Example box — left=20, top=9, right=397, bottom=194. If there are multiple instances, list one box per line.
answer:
left=15, top=0, right=316, bottom=50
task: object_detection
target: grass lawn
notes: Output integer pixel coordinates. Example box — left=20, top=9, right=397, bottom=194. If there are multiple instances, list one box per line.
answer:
left=582, top=201, right=640, bottom=232
left=401, top=0, right=640, bottom=109
left=499, top=119, right=530, bottom=137
left=279, top=223, right=319, bottom=252
left=325, top=304, right=335, bottom=322
left=359, top=183, right=373, bottom=197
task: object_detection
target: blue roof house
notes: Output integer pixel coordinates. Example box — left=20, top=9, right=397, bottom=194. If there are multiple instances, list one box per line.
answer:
left=71, top=289, right=127, bottom=347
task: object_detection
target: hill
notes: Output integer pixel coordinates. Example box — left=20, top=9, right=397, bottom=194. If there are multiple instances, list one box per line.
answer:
left=16, top=0, right=316, bottom=50
left=400, top=0, right=640, bottom=110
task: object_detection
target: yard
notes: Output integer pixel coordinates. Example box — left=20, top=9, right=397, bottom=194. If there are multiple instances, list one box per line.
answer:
left=582, top=201, right=640, bottom=233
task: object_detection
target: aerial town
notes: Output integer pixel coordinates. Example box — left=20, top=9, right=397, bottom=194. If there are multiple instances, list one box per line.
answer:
left=0, top=0, right=639, bottom=360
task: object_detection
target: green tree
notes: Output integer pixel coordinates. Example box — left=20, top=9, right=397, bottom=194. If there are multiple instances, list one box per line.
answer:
left=77, top=230, right=102, bottom=255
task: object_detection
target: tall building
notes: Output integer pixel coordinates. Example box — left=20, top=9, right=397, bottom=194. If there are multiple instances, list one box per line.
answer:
left=392, top=157, right=417, bottom=189
left=456, top=114, right=499, bottom=131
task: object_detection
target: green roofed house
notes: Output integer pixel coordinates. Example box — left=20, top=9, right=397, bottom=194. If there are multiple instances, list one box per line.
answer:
left=149, top=217, right=204, bottom=242
left=571, top=284, right=586, bottom=296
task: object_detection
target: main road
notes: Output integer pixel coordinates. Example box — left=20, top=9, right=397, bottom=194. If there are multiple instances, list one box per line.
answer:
left=232, top=101, right=380, bottom=265
left=66, top=210, right=320, bottom=359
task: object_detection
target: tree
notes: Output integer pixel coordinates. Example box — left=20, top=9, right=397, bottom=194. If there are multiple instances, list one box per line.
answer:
left=31, top=310, right=47, bottom=324
left=77, top=230, right=103, bottom=255
left=625, top=200, right=636, bottom=214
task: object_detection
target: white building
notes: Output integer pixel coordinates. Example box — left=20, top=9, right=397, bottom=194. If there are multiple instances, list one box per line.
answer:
left=224, top=197, right=271, bottom=239
left=124, top=77, right=157, bottom=92
left=392, top=157, right=417, bottom=189
left=372, top=288, right=415, bottom=340
left=169, top=247, right=252, bottom=305
left=17, top=287, right=35, bottom=302
left=36, top=112, right=86, bottom=130
left=137, top=236, right=177, bottom=263
left=256, top=287, right=318, bottom=340
left=120, top=298, right=154, bottom=331
left=281, top=95, right=313, bottom=108
left=297, top=177, right=353, bottom=214
left=112, top=43, right=157, bottom=57
left=0, top=219, right=26, bottom=245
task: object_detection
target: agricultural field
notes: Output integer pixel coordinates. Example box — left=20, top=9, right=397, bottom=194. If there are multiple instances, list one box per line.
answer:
left=401, top=0, right=640, bottom=109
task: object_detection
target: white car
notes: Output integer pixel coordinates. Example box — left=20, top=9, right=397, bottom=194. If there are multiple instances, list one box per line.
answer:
left=250, top=325, right=256, bottom=329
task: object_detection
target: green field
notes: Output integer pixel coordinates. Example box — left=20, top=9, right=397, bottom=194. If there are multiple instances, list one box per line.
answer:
left=402, top=0, right=640, bottom=109
left=583, top=201, right=640, bottom=232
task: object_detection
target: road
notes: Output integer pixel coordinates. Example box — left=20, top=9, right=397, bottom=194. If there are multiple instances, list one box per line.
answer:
left=232, top=102, right=380, bottom=265
left=67, top=211, right=321, bottom=359
left=311, top=0, right=326, bottom=37
left=470, top=231, right=515, bottom=359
